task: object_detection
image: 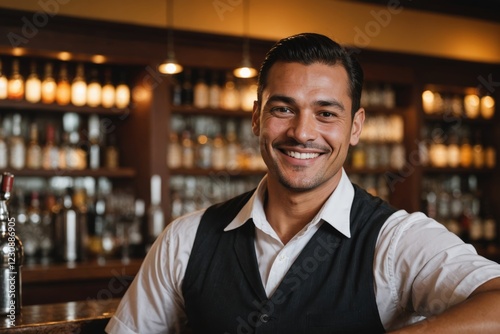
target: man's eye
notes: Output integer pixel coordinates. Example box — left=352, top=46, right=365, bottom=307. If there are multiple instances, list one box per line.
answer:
left=271, top=106, right=292, bottom=113
left=319, top=111, right=335, bottom=118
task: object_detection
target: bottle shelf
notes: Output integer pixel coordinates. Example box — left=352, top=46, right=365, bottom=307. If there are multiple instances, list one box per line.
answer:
left=171, top=105, right=252, bottom=118
left=422, top=113, right=494, bottom=124
left=364, top=106, right=409, bottom=114
left=345, top=167, right=401, bottom=175
left=422, top=166, right=495, bottom=174
left=0, top=99, right=130, bottom=116
left=0, top=167, right=136, bottom=178
left=169, top=167, right=265, bottom=177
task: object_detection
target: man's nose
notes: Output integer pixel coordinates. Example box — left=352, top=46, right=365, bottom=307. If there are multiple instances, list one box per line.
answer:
left=288, top=112, right=318, bottom=143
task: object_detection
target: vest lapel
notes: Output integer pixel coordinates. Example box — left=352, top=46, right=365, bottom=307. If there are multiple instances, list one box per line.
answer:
left=234, top=219, right=268, bottom=302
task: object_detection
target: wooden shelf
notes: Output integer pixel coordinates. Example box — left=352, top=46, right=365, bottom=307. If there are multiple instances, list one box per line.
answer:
left=0, top=99, right=131, bottom=116
left=422, top=166, right=495, bottom=174
left=0, top=167, right=137, bottom=178
left=171, top=105, right=253, bottom=117
left=170, top=167, right=266, bottom=177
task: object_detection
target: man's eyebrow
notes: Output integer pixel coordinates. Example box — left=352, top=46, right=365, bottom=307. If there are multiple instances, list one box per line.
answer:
left=265, top=94, right=297, bottom=106
left=315, top=99, right=346, bottom=111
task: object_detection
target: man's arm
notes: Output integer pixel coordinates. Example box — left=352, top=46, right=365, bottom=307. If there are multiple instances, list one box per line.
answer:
left=390, top=277, right=500, bottom=333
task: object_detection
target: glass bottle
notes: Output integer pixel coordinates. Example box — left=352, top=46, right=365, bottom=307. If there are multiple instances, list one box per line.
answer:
left=7, top=59, right=24, bottom=101
left=471, top=132, right=484, bottom=169
left=55, top=63, right=71, bottom=106
left=181, top=68, right=193, bottom=106
left=181, top=129, right=194, bottom=169
left=25, top=191, right=42, bottom=260
left=25, top=61, right=42, bottom=103
left=193, top=69, right=209, bottom=109
left=0, top=58, right=8, bottom=100
left=459, top=128, right=473, bottom=168
left=446, top=130, right=460, bottom=168
left=211, top=131, right=226, bottom=170
left=101, top=69, right=115, bottom=108
left=351, top=142, right=366, bottom=169
left=171, top=75, right=182, bottom=106
left=480, top=95, right=495, bottom=119
left=220, top=72, right=240, bottom=111
left=41, top=62, right=56, bottom=104
left=382, top=84, right=396, bottom=109
left=88, top=114, right=101, bottom=170
left=240, top=79, right=257, bottom=112
left=485, top=145, right=496, bottom=169
left=464, top=94, right=480, bottom=119
left=0, top=127, right=7, bottom=169
left=71, top=63, right=87, bottom=106
left=42, top=123, right=60, bottom=170
left=0, top=173, right=23, bottom=315
left=208, top=70, right=221, bottom=109
left=26, top=122, right=42, bottom=170
left=54, top=188, right=84, bottom=263
left=86, top=68, right=102, bottom=107
left=8, top=114, right=26, bottom=170
left=105, top=134, right=119, bottom=169
left=167, top=132, right=182, bottom=169
left=225, top=120, right=240, bottom=170
left=147, top=175, right=164, bottom=249
left=115, top=72, right=130, bottom=109
left=66, top=131, right=87, bottom=170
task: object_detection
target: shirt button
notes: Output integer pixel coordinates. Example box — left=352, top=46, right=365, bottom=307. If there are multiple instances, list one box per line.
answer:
left=260, top=313, right=269, bottom=323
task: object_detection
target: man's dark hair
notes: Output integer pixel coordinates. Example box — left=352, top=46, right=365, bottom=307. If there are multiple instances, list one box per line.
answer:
left=257, top=33, right=364, bottom=117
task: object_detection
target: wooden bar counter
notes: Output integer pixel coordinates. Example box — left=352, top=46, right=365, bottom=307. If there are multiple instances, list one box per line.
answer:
left=0, top=298, right=119, bottom=333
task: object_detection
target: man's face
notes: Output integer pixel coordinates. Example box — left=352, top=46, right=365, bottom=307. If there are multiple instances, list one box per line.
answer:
left=252, top=61, right=364, bottom=193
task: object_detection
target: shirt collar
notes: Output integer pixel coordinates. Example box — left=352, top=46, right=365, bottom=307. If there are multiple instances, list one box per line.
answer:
left=224, top=168, right=354, bottom=238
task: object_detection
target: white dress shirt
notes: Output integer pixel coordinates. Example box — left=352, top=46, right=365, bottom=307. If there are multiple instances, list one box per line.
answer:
left=106, top=169, right=500, bottom=333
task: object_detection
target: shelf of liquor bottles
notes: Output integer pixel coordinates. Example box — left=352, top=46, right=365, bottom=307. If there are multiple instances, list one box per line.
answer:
left=418, top=82, right=498, bottom=253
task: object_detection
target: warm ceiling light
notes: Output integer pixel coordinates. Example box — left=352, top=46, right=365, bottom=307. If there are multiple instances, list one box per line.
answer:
left=91, top=54, right=107, bottom=64
left=57, top=51, right=72, bottom=61
left=233, top=0, right=257, bottom=79
left=158, top=0, right=183, bottom=75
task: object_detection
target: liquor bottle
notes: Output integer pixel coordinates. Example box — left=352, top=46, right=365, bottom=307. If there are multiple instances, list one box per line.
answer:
left=88, top=114, right=101, bottom=169
left=0, top=58, right=8, bottom=100
left=471, top=131, right=484, bottom=169
left=128, top=199, right=145, bottom=258
left=480, top=95, right=495, bottom=119
left=239, top=79, right=257, bottom=112
left=25, top=61, right=42, bottom=103
left=42, top=123, right=60, bottom=170
left=211, top=131, right=226, bottom=170
left=464, top=94, right=480, bottom=119
left=180, top=129, right=194, bottom=169
left=54, top=188, right=87, bottom=263
left=8, top=114, right=26, bottom=170
left=56, top=63, right=71, bottom=106
left=171, top=76, right=182, bottom=106
left=208, top=70, right=221, bottom=109
left=24, top=191, right=42, bottom=259
left=39, top=192, right=58, bottom=261
left=115, top=72, right=130, bottom=109
left=181, top=68, right=193, bottom=106
left=26, top=122, right=42, bottom=170
left=0, top=127, right=7, bottom=169
left=225, top=120, right=240, bottom=170
left=86, top=68, right=102, bottom=107
left=7, top=59, right=24, bottom=100
left=220, top=72, right=240, bottom=111
left=105, top=134, right=119, bottom=169
left=0, top=172, right=23, bottom=315
left=167, top=132, right=182, bottom=169
left=101, top=69, right=115, bottom=108
left=71, top=63, right=87, bottom=106
left=459, top=128, right=473, bottom=168
left=66, top=131, right=87, bottom=170
left=147, top=175, right=165, bottom=249
left=446, top=130, right=460, bottom=168
left=193, top=69, right=209, bottom=109
left=41, top=62, right=56, bottom=104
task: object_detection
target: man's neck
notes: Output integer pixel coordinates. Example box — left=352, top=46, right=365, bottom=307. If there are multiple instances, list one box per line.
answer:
left=263, top=178, right=338, bottom=245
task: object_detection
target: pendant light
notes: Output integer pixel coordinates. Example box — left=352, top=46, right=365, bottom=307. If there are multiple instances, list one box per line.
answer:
left=233, top=0, right=257, bottom=79
left=158, top=0, right=183, bottom=75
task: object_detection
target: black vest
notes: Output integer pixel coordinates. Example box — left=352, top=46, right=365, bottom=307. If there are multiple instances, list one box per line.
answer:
left=182, top=184, right=396, bottom=334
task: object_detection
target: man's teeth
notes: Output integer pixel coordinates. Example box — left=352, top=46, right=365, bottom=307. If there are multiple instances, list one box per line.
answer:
left=286, top=151, right=320, bottom=159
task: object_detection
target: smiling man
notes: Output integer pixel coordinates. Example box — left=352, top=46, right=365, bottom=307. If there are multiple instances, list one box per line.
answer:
left=106, top=33, right=500, bottom=334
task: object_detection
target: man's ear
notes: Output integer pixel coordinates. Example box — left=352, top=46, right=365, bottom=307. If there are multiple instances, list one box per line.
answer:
left=350, top=108, right=365, bottom=146
left=252, top=100, right=260, bottom=136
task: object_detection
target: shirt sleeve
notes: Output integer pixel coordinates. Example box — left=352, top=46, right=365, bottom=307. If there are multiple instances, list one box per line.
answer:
left=375, top=210, right=500, bottom=330
left=105, top=210, right=204, bottom=334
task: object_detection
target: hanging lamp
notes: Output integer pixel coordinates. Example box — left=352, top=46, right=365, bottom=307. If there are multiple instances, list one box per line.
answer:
left=158, top=0, right=183, bottom=74
left=233, top=0, right=257, bottom=79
